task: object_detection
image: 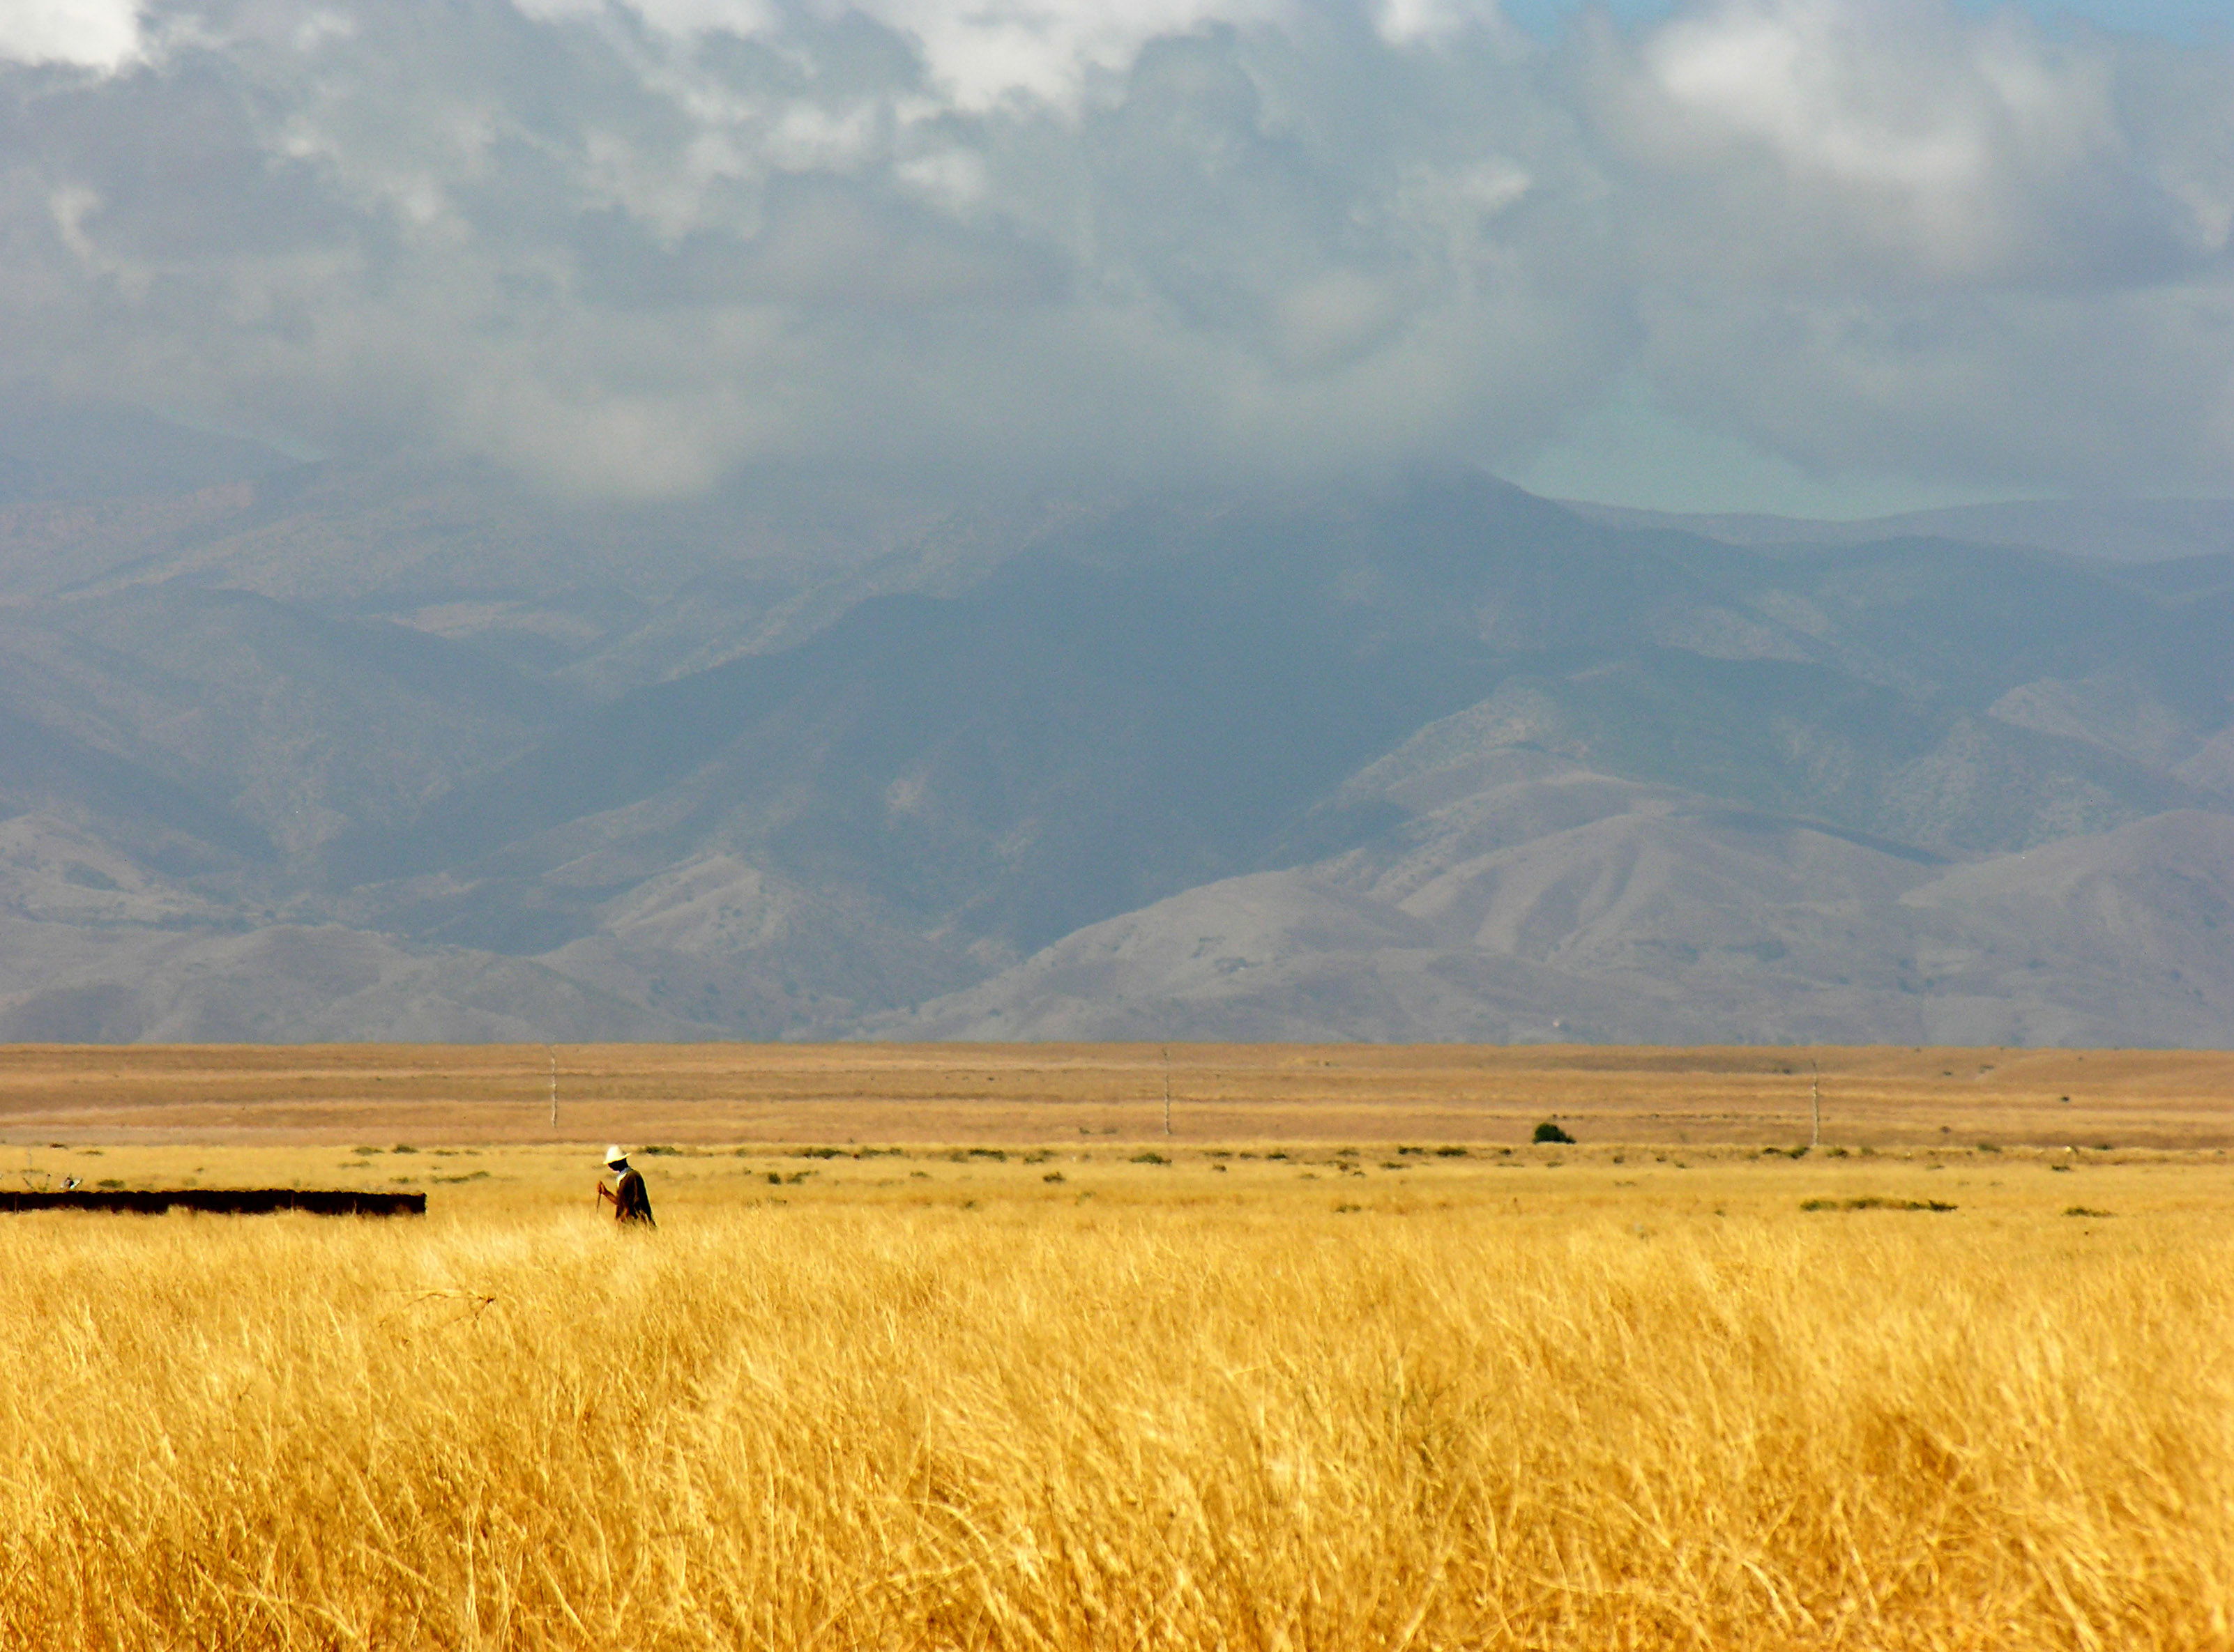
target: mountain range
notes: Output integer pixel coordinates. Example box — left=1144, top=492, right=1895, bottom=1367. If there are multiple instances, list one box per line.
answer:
left=1, top=408, right=2229, bottom=1045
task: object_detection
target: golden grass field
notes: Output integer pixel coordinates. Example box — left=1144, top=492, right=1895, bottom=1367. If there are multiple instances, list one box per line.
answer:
left=4, top=1043, right=2234, bottom=1649
left=4, top=1040, right=2232, bottom=1149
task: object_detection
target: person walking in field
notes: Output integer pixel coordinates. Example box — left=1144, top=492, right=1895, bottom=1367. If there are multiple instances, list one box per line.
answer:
left=597, top=1145, right=655, bottom=1226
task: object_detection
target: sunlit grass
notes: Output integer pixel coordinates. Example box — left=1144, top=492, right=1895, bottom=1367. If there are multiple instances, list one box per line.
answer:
left=2, top=1145, right=2230, bottom=1648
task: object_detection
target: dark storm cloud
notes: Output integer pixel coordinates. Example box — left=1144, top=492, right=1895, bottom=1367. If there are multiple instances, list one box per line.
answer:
left=1, top=0, right=2229, bottom=498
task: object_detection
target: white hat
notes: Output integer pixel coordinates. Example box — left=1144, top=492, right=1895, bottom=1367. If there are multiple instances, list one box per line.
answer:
left=605, top=1145, right=629, bottom=1167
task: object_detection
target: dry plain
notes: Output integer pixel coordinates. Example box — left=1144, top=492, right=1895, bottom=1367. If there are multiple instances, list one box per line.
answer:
left=4, top=1040, right=2232, bottom=1149
left=5, top=1043, right=2234, bottom=1650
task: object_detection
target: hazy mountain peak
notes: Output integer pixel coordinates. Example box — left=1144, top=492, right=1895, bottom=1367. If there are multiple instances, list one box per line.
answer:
left=0, top=466, right=2228, bottom=1043
left=0, top=388, right=298, bottom=507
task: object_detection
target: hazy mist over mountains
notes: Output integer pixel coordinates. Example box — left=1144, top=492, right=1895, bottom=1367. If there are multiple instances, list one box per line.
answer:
left=4, top=0, right=2234, bottom=1044
left=0, top=419, right=2228, bottom=1044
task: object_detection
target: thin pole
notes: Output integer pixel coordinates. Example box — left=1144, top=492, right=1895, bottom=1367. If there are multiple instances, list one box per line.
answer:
left=1809, top=1059, right=1821, bottom=1150
left=548, top=1046, right=558, bottom=1133
left=1161, top=1046, right=1173, bottom=1138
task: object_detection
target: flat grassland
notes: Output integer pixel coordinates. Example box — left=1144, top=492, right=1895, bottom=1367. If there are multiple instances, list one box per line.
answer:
left=3, top=1043, right=2233, bottom=1649
left=3, top=1039, right=2231, bottom=1148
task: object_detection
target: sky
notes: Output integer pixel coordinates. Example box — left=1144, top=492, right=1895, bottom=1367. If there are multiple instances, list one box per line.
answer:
left=1506, top=1, right=2230, bottom=41
left=1, top=0, right=2230, bottom=516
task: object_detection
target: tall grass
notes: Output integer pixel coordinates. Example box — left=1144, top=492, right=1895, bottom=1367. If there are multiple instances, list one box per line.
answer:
left=3, top=1194, right=2230, bottom=1648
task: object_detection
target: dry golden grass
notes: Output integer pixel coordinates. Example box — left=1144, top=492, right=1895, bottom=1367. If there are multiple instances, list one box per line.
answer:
left=4, top=1135, right=2233, bottom=1649
left=6, top=1041, right=2233, bottom=1149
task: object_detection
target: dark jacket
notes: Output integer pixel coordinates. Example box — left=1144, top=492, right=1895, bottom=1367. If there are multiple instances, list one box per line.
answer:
left=601, top=1166, right=655, bottom=1225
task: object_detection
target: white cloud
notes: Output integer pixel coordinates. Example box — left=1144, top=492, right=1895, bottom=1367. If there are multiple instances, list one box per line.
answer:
left=0, top=0, right=2228, bottom=503
left=864, top=0, right=1293, bottom=110
left=1583, top=0, right=2234, bottom=493
left=1373, top=0, right=1510, bottom=49
left=517, top=0, right=1297, bottom=111
left=0, top=0, right=143, bottom=69
left=1652, top=5, right=1997, bottom=192
left=1606, top=0, right=2148, bottom=280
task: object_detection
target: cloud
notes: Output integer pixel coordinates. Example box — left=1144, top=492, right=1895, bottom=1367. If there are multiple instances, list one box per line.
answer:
left=1589, top=0, right=2234, bottom=492
left=1601, top=0, right=2196, bottom=285
left=0, top=1, right=143, bottom=70
left=0, top=0, right=2229, bottom=501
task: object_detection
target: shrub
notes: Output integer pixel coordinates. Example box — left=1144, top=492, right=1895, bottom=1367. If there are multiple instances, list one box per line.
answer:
left=1533, top=1122, right=1575, bottom=1145
left=1801, top=1197, right=1956, bottom=1213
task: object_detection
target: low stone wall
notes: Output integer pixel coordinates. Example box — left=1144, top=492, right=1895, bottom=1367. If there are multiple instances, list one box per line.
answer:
left=0, top=1188, right=426, bottom=1216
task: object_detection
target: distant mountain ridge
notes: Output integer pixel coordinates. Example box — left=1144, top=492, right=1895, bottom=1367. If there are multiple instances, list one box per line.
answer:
left=1566, top=496, right=2234, bottom=567
left=0, top=443, right=2228, bottom=1045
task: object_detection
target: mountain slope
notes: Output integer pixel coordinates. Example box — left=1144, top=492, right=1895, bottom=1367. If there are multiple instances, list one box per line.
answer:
left=0, top=463, right=2228, bottom=1043
left=887, top=777, right=2234, bottom=1046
